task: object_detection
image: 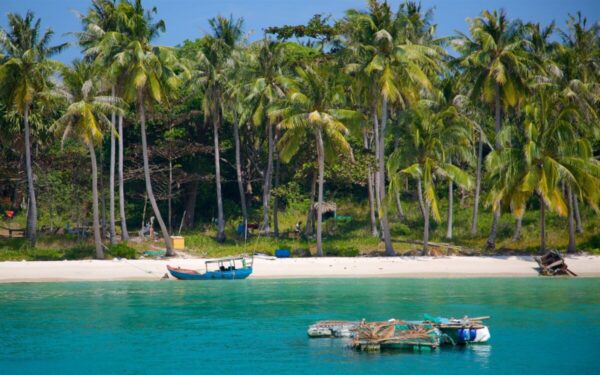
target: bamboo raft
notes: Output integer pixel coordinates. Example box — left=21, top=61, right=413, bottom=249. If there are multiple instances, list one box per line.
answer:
left=535, top=250, right=577, bottom=276
left=308, top=315, right=491, bottom=352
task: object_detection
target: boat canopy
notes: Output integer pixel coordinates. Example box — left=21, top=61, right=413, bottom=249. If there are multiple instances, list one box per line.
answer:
left=205, top=255, right=252, bottom=264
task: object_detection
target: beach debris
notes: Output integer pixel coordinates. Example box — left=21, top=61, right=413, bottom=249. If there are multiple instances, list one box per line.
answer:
left=308, top=315, right=491, bottom=352
left=535, top=250, right=577, bottom=276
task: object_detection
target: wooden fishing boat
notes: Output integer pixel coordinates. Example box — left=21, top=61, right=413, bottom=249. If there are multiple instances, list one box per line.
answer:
left=167, top=256, right=253, bottom=280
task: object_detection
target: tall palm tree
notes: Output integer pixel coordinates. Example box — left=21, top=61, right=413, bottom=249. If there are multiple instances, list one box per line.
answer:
left=341, top=0, right=443, bottom=255
left=193, top=15, right=244, bottom=243
left=0, top=11, right=66, bottom=247
left=271, top=64, right=358, bottom=256
left=109, top=0, right=180, bottom=255
left=453, top=9, right=532, bottom=250
left=388, top=99, right=473, bottom=254
left=53, top=61, right=121, bottom=258
left=78, top=0, right=120, bottom=244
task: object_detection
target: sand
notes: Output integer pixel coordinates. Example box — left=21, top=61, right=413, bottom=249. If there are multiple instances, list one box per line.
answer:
left=0, top=255, right=599, bottom=283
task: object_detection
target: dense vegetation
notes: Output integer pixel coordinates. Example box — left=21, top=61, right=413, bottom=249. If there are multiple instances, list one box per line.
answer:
left=1, top=0, right=599, bottom=259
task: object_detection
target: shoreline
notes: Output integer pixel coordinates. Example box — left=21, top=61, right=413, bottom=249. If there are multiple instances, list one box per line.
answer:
left=0, top=255, right=599, bottom=283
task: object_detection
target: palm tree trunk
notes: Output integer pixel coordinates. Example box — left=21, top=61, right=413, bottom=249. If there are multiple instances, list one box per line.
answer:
left=23, top=105, right=37, bottom=247
left=273, top=147, right=280, bottom=237
left=470, top=132, right=483, bottom=234
left=417, top=178, right=426, bottom=219
left=233, top=118, right=248, bottom=238
left=372, top=110, right=383, bottom=230
left=378, top=97, right=394, bottom=256
left=566, top=184, right=577, bottom=253
left=305, top=171, right=316, bottom=237
left=118, top=114, right=129, bottom=241
left=446, top=178, right=453, bottom=240
left=262, top=123, right=274, bottom=234
left=487, top=85, right=503, bottom=250
left=363, top=129, right=378, bottom=237
left=395, top=190, right=404, bottom=221
left=168, top=158, right=173, bottom=234
left=423, top=201, right=430, bottom=255
left=315, top=127, right=325, bottom=257
left=213, top=112, right=226, bottom=243
left=573, top=193, right=583, bottom=233
left=109, top=86, right=117, bottom=245
left=87, top=141, right=104, bottom=259
left=512, top=216, right=522, bottom=241
left=138, top=91, right=173, bottom=254
left=540, top=195, right=546, bottom=252
left=184, top=179, right=199, bottom=229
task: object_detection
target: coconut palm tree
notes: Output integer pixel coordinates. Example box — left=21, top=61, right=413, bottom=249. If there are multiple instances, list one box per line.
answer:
left=388, top=98, right=473, bottom=254
left=341, top=0, right=443, bottom=255
left=453, top=9, right=533, bottom=250
left=108, top=0, right=180, bottom=255
left=192, top=15, right=244, bottom=243
left=52, top=60, right=121, bottom=258
left=271, top=64, right=358, bottom=256
left=0, top=11, right=66, bottom=247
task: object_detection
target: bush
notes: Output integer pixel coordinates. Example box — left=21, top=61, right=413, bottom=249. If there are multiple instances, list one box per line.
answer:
left=390, top=222, right=411, bottom=236
left=28, top=248, right=63, bottom=261
left=584, top=233, right=600, bottom=251
left=325, top=246, right=359, bottom=257
left=107, top=243, right=137, bottom=259
left=64, top=245, right=94, bottom=260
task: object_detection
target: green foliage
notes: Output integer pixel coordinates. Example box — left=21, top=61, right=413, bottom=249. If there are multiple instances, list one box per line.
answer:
left=107, top=243, right=137, bottom=259
left=325, top=246, right=360, bottom=257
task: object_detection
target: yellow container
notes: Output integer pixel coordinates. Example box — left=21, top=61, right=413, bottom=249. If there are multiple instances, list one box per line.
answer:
left=171, top=236, right=185, bottom=250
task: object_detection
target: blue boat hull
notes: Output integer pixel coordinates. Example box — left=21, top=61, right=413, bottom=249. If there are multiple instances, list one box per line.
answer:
left=167, top=266, right=252, bottom=280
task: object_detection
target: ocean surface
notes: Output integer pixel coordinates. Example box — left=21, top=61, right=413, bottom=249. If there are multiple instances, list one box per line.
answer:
left=1, top=278, right=598, bottom=374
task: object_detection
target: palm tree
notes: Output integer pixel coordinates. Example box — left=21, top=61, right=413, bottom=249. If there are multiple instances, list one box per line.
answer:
left=53, top=61, right=121, bottom=258
left=78, top=0, right=120, bottom=244
left=192, top=15, right=244, bottom=243
left=271, top=64, right=358, bottom=256
left=109, top=0, right=180, bottom=255
left=0, top=11, right=66, bottom=247
left=453, top=9, right=532, bottom=250
left=341, top=0, right=443, bottom=255
left=388, top=99, right=473, bottom=254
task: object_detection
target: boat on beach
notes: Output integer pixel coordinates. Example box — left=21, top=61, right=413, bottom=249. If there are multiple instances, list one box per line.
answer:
left=167, top=256, right=253, bottom=280
left=307, top=315, right=491, bottom=352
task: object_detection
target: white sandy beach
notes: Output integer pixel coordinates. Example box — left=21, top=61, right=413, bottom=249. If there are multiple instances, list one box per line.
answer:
left=0, top=255, right=599, bottom=282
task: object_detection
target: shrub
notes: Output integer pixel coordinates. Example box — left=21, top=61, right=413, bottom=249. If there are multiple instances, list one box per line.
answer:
left=64, top=245, right=95, bottom=260
left=29, top=248, right=63, bottom=261
left=390, top=222, right=411, bottom=236
left=325, top=246, right=359, bottom=257
left=107, top=243, right=137, bottom=259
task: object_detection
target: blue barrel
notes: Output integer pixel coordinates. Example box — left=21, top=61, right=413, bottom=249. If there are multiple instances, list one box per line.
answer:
left=275, top=249, right=291, bottom=258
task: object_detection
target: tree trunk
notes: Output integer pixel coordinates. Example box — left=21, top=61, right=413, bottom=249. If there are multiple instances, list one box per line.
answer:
left=363, top=129, right=378, bottom=237
left=109, top=86, right=117, bottom=244
left=417, top=178, right=426, bottom=219
left=573, top=193, right=583, bottom=233
left=118, top=114, right=129, bottom=241
left=470, top=132, right=483, bottom=234
left=512, top=216, right=522, bottom=241
left=213, top=111, right=226, bottom=243
left=540, top=195, right=546, bottom=252
left=487, top=85, right=503, bottom=250
left=446, top=178, right=453, bottom=240
left=566, top=184, right=577, bottom=253
left=262, top=122, right=274, bottom=234
left=423, top=200, right=430, bottom=255
left=305, top=171, right=316, bottom=237
left=138, top=91, right=173, bottom=254
left=315, top=127, right=325, bottom=257
left=168, top=158, right=173, bottom=234
left=273, top=142, right=280, bottom=237
left=233, top=118, right=248, bottom=238
left=378, top=97, right=394, bottom=256
left=100, top=147, right=106, bottom=240
left=23, top=105, right=37, bottom=247
left=87, top=141, right=104, bottom=259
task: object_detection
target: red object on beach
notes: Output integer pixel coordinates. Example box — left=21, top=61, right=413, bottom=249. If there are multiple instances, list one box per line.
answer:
left=5, top=210, right=14, bottom=219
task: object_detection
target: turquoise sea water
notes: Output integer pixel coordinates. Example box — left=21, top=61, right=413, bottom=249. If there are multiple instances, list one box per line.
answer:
left=1, top=278, right=599, bottom=374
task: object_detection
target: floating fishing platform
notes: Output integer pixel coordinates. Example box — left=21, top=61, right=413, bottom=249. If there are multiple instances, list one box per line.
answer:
left=307, top=315, right=491, bottom=352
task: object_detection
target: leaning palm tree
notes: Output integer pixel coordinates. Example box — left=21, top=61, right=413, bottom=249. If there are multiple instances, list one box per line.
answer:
left=52, top=61, right=121, bottom=258
left=388, top=98, right=473, bottom=254
left=270, top=64, right=358, bottom=256
left=108, top=0, right=180, bottom=255
left=0, top=11, right=66, bottom=247
left=453, top=9, right=533, bottom=250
